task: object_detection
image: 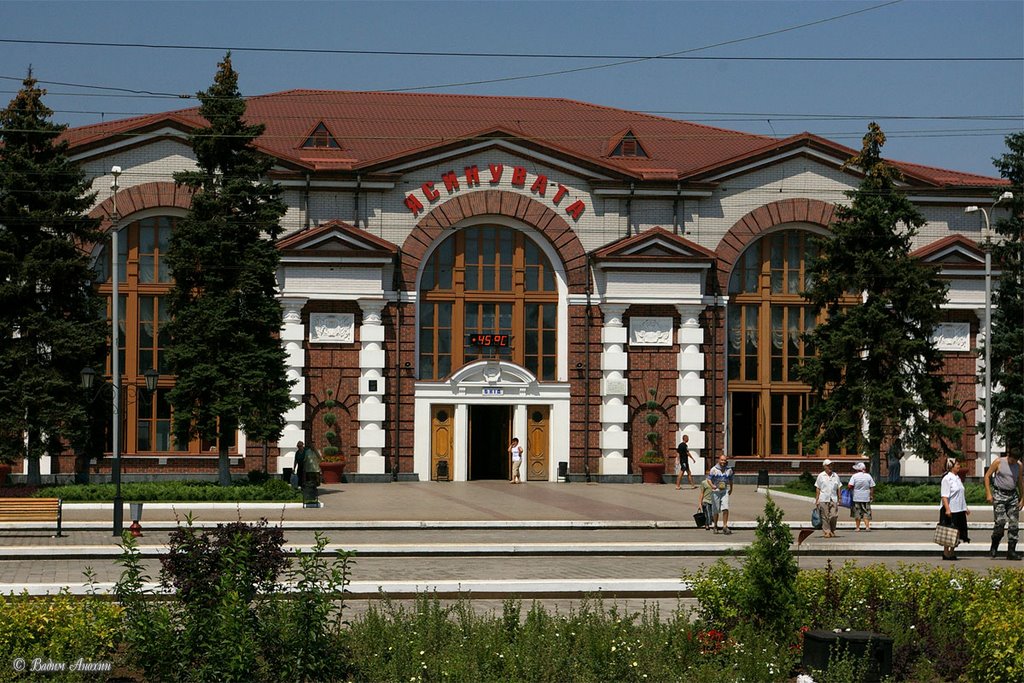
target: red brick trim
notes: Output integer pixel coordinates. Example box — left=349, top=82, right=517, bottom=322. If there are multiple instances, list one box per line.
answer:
left=88, top=182, right=193, bottom=232
left=715, top=198, right=836, bottom=291
left=401, top=190, right=589, bottom=293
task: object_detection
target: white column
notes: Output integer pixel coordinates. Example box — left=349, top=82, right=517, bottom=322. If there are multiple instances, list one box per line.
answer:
left=676, top=305, right=707, bottom=476
left=357, top=299, right=387, bottom=474
left=279, top=298, right=307, bottom=473
left=600, top=304, right=629, bottom=475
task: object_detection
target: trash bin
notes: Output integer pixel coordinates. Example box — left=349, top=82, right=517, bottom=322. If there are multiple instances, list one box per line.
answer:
left=757, top=469, right=769, bottom=488
left=436, top=460, right=449, bottom=482
left=129, top=503, right=144, bottom=538
left=282, top=467, right=293, bottom=483
left=557, top=461, right=568, bottom=481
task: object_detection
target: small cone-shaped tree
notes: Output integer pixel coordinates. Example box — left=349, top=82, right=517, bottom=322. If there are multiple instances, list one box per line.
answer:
left=166, top=54, right=293, bottom=485
left=797, top=123, right=960, bottom=473
left=987, top=133, right=1024, bottom=452
left=0, top=72, right=104, bottom=483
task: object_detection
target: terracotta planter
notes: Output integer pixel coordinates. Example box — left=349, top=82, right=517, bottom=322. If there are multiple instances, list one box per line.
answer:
left=321, top=460, right=346, bottom=484
left=0, top=464, right=11, bottom=486
left=638, top=462, right=665, bottom=484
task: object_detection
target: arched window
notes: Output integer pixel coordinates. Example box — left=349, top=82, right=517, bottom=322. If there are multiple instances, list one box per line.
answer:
left=418, top=226, right=558, bottom=381
left=726, top=229, right=850, bottom=459
left=95, top=216, right=236, bottom=454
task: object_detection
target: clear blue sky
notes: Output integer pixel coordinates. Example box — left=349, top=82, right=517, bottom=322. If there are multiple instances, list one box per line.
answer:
left=2, top=0, right=1021, bottom=177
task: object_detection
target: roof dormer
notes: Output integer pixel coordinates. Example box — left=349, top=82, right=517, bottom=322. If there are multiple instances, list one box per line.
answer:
left=608, top=130, right=648, bottom=158
left=300, top=121, right=341, bottom=149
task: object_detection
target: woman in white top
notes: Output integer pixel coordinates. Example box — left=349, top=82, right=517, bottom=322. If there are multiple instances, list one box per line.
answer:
left=509, top=438, right=523, bottom=484
left=940, top=458, right=970, bottom=561
left=814, top=459, right=842, bottom=538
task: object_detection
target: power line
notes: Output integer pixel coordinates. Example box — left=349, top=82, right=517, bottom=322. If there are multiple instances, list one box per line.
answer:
left=1, top=37, right=1017, bottom=62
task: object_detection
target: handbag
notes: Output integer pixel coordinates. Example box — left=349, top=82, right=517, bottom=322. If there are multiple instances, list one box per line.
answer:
left=839, top=488, right=852, bottom=508
left=693, top=510, right=708, bottom=528
left=810, top=507, right=822, bottom=530
left=933, top=523, right=960, bottom=548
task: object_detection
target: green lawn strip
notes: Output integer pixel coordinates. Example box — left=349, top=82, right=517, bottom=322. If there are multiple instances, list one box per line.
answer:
left=778, top=477, right=988, bottom=505
left=29, top=479, right=300, bottom=503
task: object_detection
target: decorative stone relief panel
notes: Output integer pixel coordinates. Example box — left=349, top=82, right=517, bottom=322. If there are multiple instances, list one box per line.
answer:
left=932, top=322, right=970, bottom=352
left=629, top=317, right=673, bottom=347
left=309, top=313, right=355, bottom=344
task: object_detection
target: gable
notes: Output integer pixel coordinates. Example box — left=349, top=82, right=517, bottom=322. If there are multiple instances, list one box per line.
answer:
left=277, top=219, right=397, bottom=258
left=593, top=226, right=716, bottom=263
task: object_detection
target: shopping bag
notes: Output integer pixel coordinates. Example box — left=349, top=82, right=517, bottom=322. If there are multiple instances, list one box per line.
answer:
left=933, top=523, right=960, bottom=548
left=839, top=488, right=852, bottom=508
left=810, top=507, right=822, bottom=530
left=693, top=510, right=707, bottom=528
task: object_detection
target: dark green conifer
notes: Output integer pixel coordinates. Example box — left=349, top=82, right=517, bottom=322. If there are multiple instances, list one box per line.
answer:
left=797, top=123, right=960, bottom=472
left=988, top=133, right=1024, bottom=452
left=0, top=72, right=105, bottom=483
left=166, top=54, right=293, bottom=485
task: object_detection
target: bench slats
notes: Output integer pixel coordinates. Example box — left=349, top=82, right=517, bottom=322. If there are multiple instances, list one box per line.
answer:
left=0, top=498, right=63, bottom=537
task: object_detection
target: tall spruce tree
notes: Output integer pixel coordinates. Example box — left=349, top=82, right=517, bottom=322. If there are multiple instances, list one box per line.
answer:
left=166, top=54, right=293, bottom=485
left=987, top=133, right=1024, bottom=452
left=0, top=72, right=105, bottom=484
left=797, top=123, right=960, bottom=473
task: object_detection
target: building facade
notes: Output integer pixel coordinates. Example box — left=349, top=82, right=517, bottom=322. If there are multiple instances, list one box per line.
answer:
left=43, top=91, right=1007, bottom=481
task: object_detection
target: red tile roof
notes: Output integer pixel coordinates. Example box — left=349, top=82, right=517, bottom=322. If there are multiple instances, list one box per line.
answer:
left=63, top=90, right=1003, bottom=187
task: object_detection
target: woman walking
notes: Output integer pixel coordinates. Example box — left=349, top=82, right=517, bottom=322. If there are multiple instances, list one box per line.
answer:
left=940, top=458, right=970, bottom=561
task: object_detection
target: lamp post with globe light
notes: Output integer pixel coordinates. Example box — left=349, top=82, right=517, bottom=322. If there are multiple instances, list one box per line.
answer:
left=965, top=190, right=1014, bottom=470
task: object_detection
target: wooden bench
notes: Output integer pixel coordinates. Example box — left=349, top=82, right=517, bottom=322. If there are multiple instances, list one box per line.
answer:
left=0, top=498, right=63, bottom=537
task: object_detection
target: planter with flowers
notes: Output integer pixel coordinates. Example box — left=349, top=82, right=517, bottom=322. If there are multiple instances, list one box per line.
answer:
left=320, top=391, right=347, bottom=484
left=638, top=388, right=666, bottom=484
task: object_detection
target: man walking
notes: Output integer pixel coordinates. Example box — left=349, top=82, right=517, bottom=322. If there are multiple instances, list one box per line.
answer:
left=984, top=448, right=1023, bottom=561
left=814, top=459, right=842, bottom=538
left=707, top=454, right=734, bottom=534
left=675, top=434, right=696, bottom=489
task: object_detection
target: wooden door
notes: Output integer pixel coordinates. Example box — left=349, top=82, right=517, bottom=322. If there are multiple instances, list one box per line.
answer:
left=526, top=405, right=549, bottom=481
left=431, top=404, right=454, bottom=481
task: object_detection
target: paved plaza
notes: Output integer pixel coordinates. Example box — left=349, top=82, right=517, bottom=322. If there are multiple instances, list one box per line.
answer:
left=0, top=482, right=1015, bottom=608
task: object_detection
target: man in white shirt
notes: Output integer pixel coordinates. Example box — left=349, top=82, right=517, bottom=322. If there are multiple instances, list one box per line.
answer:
left=848, top=461, right=876, bottom=532
left=814, top=459, right=842, bottom=538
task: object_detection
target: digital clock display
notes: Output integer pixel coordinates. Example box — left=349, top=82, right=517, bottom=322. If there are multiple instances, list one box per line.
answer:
left=469, top=333, right=510, bottom=348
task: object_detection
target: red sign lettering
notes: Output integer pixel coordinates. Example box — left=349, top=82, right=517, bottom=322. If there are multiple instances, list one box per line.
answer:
left=530, top=174, right=548, bottom=196
left=511, top=166, right=527, bottom=187
left=441, top=171, right=460, bottom=194
left=421, top=181, right=440, bottom=202
left=565, top=200, right=586, bottom=221
left=400, top=162, right=588, bottom=218
left=552, top=184, right=569, bottom=205
left=404, top=194, right=424, bottom=216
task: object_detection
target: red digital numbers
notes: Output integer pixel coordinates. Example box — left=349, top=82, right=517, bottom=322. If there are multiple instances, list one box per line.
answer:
left=469, top=334, right=510, bottom=347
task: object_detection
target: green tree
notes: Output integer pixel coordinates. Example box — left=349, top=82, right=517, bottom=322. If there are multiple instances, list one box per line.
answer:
left=797, top=123, right=960, bottom=472
left=988, top=132, right=1024, bottom=452
left=0, top=72, right=104, bottom=483
left=166, top=54, right=293, bottom=485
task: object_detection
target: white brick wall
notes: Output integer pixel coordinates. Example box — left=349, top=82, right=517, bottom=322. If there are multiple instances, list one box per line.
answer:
left=79, top=139, right=991, bottom=267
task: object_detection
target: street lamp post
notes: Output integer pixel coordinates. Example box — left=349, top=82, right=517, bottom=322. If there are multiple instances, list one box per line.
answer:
left=109, top=166, right=123, bottom=536
left=80, top=365, right=158, bottom=535
left=965, top=191, right=1014, bottom=471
